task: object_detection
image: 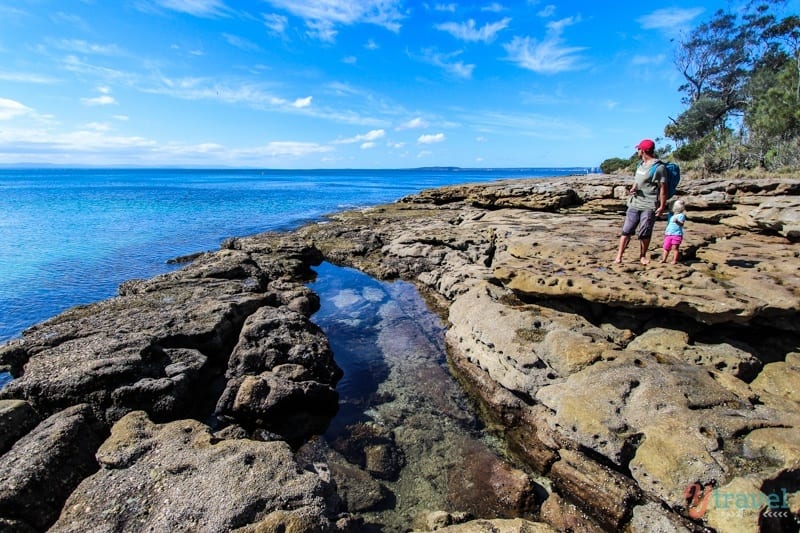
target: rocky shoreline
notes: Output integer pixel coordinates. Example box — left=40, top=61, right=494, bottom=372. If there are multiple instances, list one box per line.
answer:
left=1, top=173, right=799, bottom=532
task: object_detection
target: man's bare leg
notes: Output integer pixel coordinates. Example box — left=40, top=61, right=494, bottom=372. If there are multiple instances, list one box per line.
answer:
left=614, top=235, right=631, bottom=264
left=639, top=238, right=651, bottom=265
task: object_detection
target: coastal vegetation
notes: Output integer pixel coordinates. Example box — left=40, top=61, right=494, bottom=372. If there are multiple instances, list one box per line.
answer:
left=602, top=0, right=800, bottom=175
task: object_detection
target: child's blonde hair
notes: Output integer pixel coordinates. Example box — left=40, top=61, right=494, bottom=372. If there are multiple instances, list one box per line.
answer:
left=672, top=198, right=686, bottom=214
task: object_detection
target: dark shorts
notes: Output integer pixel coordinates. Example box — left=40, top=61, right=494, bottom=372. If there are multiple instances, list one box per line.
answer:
left=621, top=207, right=656, bottom=239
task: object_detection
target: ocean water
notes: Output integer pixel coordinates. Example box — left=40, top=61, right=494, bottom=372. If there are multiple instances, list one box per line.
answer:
left=0, top=167, right=586, bottom=345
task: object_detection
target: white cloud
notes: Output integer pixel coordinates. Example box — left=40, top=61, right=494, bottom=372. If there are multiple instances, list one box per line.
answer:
left=504, top=14, right=585, bottom=74
left=360, top=142, right=376, bottom=149
left=84, top=122, right=112, bottom=132
left=81, top=87, right=117, bottom=106
left=292, top=96, right=312, bottom=108
left=504, top=35, right=585, bottom=74
left=0, top=71, right=58, bottom=84
left=434, top=4, right=457, bottom=12
left=343, top=56, right=357, bottom=64
left=436, top=18, right=511, bottom=43
left=397, top=117, right=429, bottom=130
left=420, top=49, right=475, bottom=79
left=0, top=98, right=32, bottom=120
left=476, top=136, right=487, bottom=143
left=223, top=33, right=261, bottom=52
left=150, top=0, right=229, bottom=17
left=263, top=13, right=288, bottom=33
left=418, top=133, right=445, bottom=144
left=56, top=39, right=125, bottom=56
left=265, top=0, right=405, bottom=41
left=262, top=141, right=332, bottom=156
left=334, top=129, right=386, bottom=144
left=365, top=39, right=379, bottom=50
left=481, top=3, right=505, bottom=13
left=638, top=8, right=704, bottom=37
left=537, top=4, right=555, bottom=17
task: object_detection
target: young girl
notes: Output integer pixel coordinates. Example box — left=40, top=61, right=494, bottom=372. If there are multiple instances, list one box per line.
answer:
left=661, top=199, right=686, bottom=264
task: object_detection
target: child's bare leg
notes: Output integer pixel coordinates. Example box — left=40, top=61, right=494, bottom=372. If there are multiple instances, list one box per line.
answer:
left=670, top=246, right=680, bottom=264
left=660, top=247, right=668, bottom=263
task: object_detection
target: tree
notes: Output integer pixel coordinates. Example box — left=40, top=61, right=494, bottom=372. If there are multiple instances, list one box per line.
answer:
left=667, top=1, right=800, bottom=171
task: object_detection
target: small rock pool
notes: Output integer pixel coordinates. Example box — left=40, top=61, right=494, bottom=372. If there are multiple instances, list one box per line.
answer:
left=302, top=262, right=538, bottom=530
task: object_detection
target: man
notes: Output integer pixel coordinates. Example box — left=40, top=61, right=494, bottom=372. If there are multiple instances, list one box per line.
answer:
left=613, top=139, right=667, bottom=265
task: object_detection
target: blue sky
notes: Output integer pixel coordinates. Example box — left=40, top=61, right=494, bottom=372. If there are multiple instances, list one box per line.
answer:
left=1, top=1, right=796, bottom=169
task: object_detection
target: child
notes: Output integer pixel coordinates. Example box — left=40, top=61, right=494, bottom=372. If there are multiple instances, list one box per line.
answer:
left=661, top=199, right=686, bottom=264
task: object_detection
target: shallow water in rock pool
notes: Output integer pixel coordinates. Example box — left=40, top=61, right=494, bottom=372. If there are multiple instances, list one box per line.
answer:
left=305, top=262, right=538, bottom=531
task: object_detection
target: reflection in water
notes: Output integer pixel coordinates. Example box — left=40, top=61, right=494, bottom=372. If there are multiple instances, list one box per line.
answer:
left=306, top=262, right=536, bottom=530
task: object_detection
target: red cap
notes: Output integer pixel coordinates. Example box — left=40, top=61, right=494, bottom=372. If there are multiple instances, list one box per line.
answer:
left=636, top=139, right=655, bottom=151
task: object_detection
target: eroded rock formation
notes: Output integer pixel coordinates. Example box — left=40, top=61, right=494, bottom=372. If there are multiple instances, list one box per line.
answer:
left=0, top=173, right=798, bottom=531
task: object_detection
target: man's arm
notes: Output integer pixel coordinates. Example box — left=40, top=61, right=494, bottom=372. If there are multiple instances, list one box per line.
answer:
left=655, top=180, right=667, bottom=216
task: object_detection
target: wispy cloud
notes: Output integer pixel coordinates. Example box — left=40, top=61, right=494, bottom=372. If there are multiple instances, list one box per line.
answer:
left=463, top=109, right=591, bottom=140
left=260, top=141, right=333, bottom=157
left=481, top=3, right=505, bottom=13
left=418, top=133, right=445, bottom=144
left=265, top=0, right=405, bottom=42
left=504, top=16, right=586, bottom=74
left=436, top=18, right=511, bottom=43
left=148, top=0, right=230, bottom=18
left=56, top=39, right=126, bottom=56
left=263, top=13, right=288, bottom=33
left=223, top=33, right=262, bottom=52
left=0, top=71, right=59, bottom=84
left=419, top=48, right=475, bottom=79
left=81, top=87, right=117, bottom=106
left=0, top=98, right=32, bottom=120
left=334, top=129, right=386, bottom=144
left=397, top=117, right=429, bottom=130
left=638, top=8, right=704, bottom=37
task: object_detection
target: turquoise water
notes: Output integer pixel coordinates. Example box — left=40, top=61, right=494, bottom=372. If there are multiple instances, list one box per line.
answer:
left=0, top=167, right=586, bottom=343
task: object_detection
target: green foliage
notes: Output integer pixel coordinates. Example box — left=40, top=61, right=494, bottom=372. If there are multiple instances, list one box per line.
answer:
left=600, top=157, right=635, bottom=174
left=660, top=1, right=800, bottom=173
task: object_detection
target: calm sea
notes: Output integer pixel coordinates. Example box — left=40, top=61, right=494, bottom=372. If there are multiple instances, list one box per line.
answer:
left=0, top=167, right=587, bottom=345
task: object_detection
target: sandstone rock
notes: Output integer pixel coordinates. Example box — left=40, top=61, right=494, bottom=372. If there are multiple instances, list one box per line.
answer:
left=50, top=411, right=332, bottom=532
left=547, top=449, right=641, bottom=530
left=537, top=491, right=606, bottom=533
left=1, top=173, right=798, bottom=532
left=434, top=518, right=557, bottom=532
left=0, top=404, right=102, bottom=530
left=0, top=399, right=39, bottom=455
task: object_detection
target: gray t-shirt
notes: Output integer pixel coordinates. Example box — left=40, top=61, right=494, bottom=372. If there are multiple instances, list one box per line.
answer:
left=628, top=161, right=665, bottom=211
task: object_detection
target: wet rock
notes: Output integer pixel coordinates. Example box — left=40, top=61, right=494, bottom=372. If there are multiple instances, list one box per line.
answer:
left=50, top=411, right=332, bottom=532
left=0, top=404, right=102, bottom=530
left=433, top=517, right=557, bottom=532
left=538, top=492, right=606, bottom=533
left=328, top=455, right=389, bottom=512
left=547, top=449, right=641, bottom=530
left=1, top=173, right=798, bottom=531
left=330, top=422, right=405, bottom=482
left=302, top=174, right=800, bottom=530
left=446, top=438, right=535, bottom=519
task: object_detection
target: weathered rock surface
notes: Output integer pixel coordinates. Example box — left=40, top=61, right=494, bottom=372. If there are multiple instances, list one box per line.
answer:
left=0, top=173, right=798, bottom=531
left=50, top=411, right=331, bottom=532
left=300, top=174, right=800, bottom=531
left=0, top=236, right=344, bottom=530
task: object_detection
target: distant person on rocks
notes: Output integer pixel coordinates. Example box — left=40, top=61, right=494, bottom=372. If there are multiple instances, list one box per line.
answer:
left=660, top=198, right=687, bottom=264
left=613, top=139, right=668, bottom=265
